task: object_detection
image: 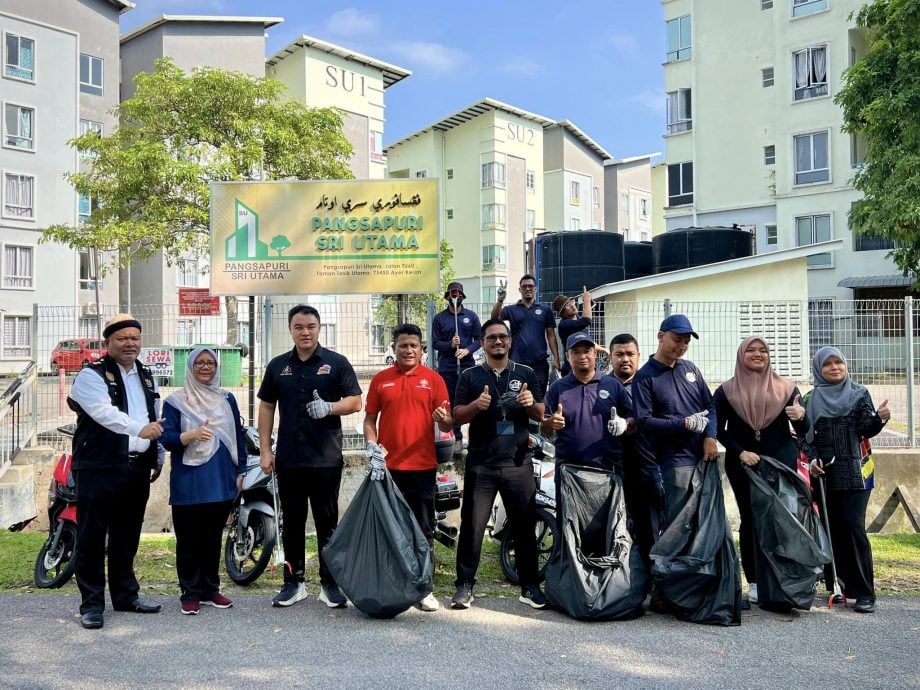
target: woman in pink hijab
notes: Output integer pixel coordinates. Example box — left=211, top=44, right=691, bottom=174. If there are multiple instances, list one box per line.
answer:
left=713, top=336, right=809, bottom=607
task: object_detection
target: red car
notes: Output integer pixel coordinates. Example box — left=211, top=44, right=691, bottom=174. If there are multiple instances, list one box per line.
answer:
left=50, top=338, right=107, bottom=375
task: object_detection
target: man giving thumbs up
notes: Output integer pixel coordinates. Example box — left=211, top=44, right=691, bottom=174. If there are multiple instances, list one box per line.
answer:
left=451, top=319, right=546, bottom=610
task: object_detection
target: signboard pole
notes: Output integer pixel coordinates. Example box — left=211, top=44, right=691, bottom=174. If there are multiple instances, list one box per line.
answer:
left=248, top=295, right=256, bottom=426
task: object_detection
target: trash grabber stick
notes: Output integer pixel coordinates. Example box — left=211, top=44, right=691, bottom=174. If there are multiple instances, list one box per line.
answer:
left=452, top=297, right=460, bottom=358
left=814, top=457, right=844, bottom=608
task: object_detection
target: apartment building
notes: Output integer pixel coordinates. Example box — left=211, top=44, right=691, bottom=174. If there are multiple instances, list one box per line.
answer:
left=267, top=35, right=411, bottom=182
left=604, top=154, right=657, bottom=241
left=386, top=99, right=628, bottom=305
left=661, top=0, right=902, bottom=301
left=385, top=99, right=555, bottom=305
left=543, top=120, right=610, bottom=233
left=0, top=0, right=129, bottom=373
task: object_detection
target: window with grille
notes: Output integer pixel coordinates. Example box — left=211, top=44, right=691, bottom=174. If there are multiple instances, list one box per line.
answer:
left=3, top=244, right=33, bottom=288
left=762, top=67, right=774, bottom=88
left=3, top=172, right=34, bottom=218
left=666, top=15, right=691, bottom=62
left=2, top=315, right=31, bottom=357
left=4, top=34, right=34, bottom=81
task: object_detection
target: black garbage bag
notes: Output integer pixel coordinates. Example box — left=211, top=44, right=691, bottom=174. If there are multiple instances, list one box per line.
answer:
left=545, top=464, right=647, bottom=621
left=323, top=471, right=433, bottom=619
left=650, top=461, right=742, bottom=626
left=745, top=455, right=832, bottom=610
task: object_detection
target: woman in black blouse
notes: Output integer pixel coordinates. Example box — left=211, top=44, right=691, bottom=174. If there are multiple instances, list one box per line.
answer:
left=714, top=336, right=809, bottom=606
left=805, top=346, right=889, bottom=613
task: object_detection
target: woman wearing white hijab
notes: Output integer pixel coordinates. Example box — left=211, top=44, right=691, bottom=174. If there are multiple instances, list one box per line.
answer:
left=804, top=346, right=890, bottom=613
left=161, top=347, right=246, bottom=615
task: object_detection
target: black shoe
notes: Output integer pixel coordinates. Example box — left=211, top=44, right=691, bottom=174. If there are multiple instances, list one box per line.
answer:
left=80, top=610, right=104, bottom=629
left=830, top=594, right=845, bottom=605
left=318, top=583, right=347, bottom=609
left=519, top=585, right=546, bottom=610
left=854, top=598, right=875, bottom=613
left=451, top=582, right=474, bottom=609
left=114, top=599, right=161, bottom=613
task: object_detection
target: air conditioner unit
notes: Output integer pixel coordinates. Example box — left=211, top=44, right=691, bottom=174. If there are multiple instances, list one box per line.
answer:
left=81, top=303, right=99, bottom=317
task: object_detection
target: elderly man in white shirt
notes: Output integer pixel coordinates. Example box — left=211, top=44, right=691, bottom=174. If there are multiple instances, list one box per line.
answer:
left=68, top=313, right=165, bottom=629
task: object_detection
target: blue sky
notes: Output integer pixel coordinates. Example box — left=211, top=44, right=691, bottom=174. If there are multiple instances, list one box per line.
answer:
left=121, top=1, right=666, bottom=160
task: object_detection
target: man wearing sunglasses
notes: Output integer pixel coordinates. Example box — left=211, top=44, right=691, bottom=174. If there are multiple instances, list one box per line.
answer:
left=450, top=319, right=546, bottom=610
left=491, top=274, right=560, bottom=396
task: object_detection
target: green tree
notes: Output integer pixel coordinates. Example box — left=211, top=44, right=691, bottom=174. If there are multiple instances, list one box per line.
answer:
left=270, top=235, right=292, bottom=256
left=374, top=240, right=456, bottom=340
left=835, top=0, right=920, bottom=282
left=42, top=58, right=353, bottom=337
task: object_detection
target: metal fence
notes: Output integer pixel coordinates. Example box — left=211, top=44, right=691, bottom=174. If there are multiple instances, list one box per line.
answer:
left=0, top=362, right=36, bottom=476
left=29, top=297, right=918, bottom=451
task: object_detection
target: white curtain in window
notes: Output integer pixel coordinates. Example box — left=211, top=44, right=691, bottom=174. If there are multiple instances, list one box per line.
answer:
left=5, top=175, right=33, bottom=215
left=794, top=51, right=809, bottom=89
left=812, top=47, right=827, bottom=84
left=795, top=136, right=811, bottom=172
left=20, top=108, right=31, bottom=139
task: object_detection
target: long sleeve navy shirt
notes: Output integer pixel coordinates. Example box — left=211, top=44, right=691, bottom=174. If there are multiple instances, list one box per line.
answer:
left=432, top=307, right=482, bottom=374
left=632, top=356, right=717, bottom=468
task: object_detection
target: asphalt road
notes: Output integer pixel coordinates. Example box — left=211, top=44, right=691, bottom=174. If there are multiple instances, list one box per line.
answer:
left=1, top=593, right=918, bottom=689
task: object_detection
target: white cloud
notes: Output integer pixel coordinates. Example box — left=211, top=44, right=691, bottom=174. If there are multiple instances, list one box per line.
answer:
left=388, top=41, right=470, bottom=77
left=500, top=56, right=541, bottom=79
left=628, top=90, right=665, bottom=114
left=324, top=8, right=380, bottom=38
left=608, top=32, right=640, bottom=59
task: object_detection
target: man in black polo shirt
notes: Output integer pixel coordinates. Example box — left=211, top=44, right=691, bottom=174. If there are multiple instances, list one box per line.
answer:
left=451, top=318, right=546, bottom=610
left=258, top=305, right=362, bottom=609
left=491, top=274, right=560, bottom=395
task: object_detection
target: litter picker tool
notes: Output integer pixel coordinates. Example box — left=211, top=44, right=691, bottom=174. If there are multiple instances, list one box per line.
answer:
left=451, top=296, right=461, bottom=359
left=813, top=456, right=845, bottom=609
left=267, top=470, right=290, bottom=576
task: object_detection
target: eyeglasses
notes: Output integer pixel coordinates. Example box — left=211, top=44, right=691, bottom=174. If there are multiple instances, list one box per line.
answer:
left=520, top=284, right=536, bottom=290
left=194, top=361, right=217, bottom=368
left=484, top=334, right=511, bottom=342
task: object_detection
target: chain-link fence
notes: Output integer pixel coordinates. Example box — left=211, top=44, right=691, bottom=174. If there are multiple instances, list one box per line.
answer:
left=30, top=297, right=918, bottom=451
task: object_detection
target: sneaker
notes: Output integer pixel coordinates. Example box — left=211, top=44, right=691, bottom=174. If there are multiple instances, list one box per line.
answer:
left=451, top=582, right=474, bottom=609
left=854, top=598, right=875, bottom=614
left=318, top=584, right=347, bottom=609
left=272, top=582, right=307, bottom=608
left=519, top=585, right=546, bottom=610
left=415, top=592, right=441, bottom=612
left=180, top=600, right=200, bottom=616
left=748, top=583, right=758, bottom=604
left=200, top=593, right=233, bottom=609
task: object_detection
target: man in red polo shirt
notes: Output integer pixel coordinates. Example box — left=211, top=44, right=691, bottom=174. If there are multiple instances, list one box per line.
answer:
left=364, top=323, right=452, bottom=612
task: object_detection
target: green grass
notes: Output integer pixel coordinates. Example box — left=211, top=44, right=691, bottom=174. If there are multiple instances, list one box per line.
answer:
left=0, top=531, right=512, bottom=598
left=4, top=532, right=916, bottom=597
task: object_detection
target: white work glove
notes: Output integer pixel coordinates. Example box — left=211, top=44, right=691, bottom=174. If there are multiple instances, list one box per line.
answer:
left=365, top=442, right=387, bottom=481
left=685, top=410, right=709, bottom=434
left=607, top=406, right=628, bottom=437
left=306, top=390, right=333, bottom=419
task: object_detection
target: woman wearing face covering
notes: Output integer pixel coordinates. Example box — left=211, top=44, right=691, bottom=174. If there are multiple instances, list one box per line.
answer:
left=161, top=347, right=247, bottom=616
left=713, top=336, right=809, bottom=607
left=804, top=346, right=890, bottom=614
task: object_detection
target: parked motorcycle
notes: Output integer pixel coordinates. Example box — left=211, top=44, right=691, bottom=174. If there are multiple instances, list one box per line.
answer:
left=490, top=433, right=558, bottom=585
left=34, top=426, right=78, bottom=588
left=224, top=426, right=281, bottom=586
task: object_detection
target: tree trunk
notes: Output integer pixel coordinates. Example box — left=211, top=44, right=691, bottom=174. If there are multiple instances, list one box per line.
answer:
left=225, top=296, right=239, bottom=344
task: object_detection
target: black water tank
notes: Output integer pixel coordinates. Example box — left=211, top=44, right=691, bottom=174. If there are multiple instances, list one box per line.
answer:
left=653, top=226, right=754, bottom=274
left=624, top=241, right=654, bottom=280
left=536, top=230, right=625, bottom=302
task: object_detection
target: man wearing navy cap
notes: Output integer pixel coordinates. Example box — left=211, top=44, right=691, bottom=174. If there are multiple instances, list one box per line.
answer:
left=542, top=332, right=632, bottom=479
left=632, top=314, right=718, bottom=531
left=431, top=281, right=481, bottom=455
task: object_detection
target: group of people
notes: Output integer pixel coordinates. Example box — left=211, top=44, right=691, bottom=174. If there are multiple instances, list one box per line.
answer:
left=67, top=277, right=891, bottom=628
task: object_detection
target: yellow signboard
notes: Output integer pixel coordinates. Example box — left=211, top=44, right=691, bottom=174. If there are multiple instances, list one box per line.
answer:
left=209, top=179, right=440, bottom=296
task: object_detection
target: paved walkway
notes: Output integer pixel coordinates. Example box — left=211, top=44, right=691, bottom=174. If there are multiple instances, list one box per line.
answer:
left=2, top=593, right=918, bottom=689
